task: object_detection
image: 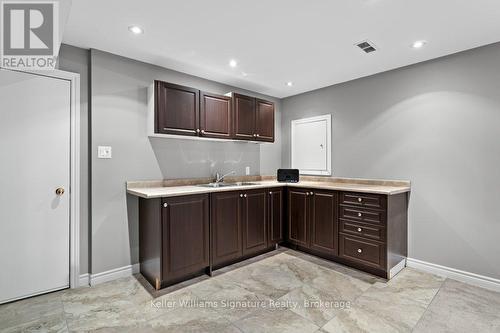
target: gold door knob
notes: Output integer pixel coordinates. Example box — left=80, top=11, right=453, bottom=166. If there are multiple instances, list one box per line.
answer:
left=55, top=187, right=65, bottom=196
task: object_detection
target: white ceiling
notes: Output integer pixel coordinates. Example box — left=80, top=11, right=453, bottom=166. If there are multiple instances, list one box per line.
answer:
left=63, top=0, right=500, bottom=98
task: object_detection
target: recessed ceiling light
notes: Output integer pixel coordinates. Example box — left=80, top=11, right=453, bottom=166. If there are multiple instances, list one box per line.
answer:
left=286, top=81, right=293, bottom=87
left=412, top=40, right=427, bottom=49
left=229, top=59, right=238, bottom=68
left=128, top=25, right=143, bottom=35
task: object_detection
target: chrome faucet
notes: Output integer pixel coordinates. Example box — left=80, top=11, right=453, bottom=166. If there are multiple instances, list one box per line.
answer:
left=215, top=171, right=235, bottom=183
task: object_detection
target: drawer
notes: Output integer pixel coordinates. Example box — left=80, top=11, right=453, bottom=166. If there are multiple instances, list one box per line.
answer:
left=340, top=219, right=385, bottom=242
left=340, top=192, right=386, bottom=210
left=339, top=206, right=385, bottom=225
left=339, top=234, right=386, bottom=269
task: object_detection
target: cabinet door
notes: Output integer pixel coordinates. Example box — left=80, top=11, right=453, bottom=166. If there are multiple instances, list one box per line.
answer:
left=310, top=191, right=338, bottom=256
left=200, top=92, right=232, bottom=138
left=288, top=189, right=309, bottom=247
left=242, top=190, right=268, bottom=256
left=268, top=188, right=283, bottom=245
left=233, top=93, right=256, bottom=140
left=155, top=81, right=200, bottom=136
left=211, top=191, right=243, bottom=266
left=161, top=195, right=209, bottom=283
left=255, top=99, right=275, bottom=142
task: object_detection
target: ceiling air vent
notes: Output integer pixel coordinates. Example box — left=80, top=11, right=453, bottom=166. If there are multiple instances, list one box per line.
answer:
left=356, top=40, right=377, bottom=53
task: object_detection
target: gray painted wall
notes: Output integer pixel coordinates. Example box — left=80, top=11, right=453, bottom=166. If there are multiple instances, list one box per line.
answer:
left=57, top=44, right=89, bottom=274
left=282, top=43, right=500, bottom=279
left=90, top=49, right=281, bottom=274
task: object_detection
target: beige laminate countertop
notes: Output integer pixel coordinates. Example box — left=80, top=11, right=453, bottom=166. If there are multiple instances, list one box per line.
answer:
left=126, top=179, right=411, bottom=199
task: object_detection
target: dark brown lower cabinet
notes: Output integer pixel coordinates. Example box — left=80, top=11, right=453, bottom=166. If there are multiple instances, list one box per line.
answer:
left=139, top=194, right=209, bottom=290
left=212, top=188, right=278, bottom=268
left=288, top=188, right=337, bottom=256
left=309, top=190, right=338, bottom=256
left=288, top=188, right=309, bottom=247
left=242, top=189, right=268, bottom=256
left=211, top=191, right=243, bottom=267
left=268, top=188, right=283, bottom=245
left=138, top=185, right=407, bottom=290
left=286, top=190, right=408, bottom=279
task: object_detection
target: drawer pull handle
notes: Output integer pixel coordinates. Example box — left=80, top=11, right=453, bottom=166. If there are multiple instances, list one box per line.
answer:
left=357, top=248, right=362, bottom=253
left=163, top=203, right=168, bottom=208
left=269, top=191, right=272, bottom=195
left=358, top=212, right=362, bottom=217
left=358, top=197, right=362, bottom=202
left=240, top=194, right=243, bottom=198
left=357, top=227, right=362, bottom=232
left=310, top=192, right=314, bottom=195
left=244, top=194, right=247, bottom=198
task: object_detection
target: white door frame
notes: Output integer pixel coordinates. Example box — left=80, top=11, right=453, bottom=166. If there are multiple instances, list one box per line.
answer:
left=0, top=67, right=81, bottom=288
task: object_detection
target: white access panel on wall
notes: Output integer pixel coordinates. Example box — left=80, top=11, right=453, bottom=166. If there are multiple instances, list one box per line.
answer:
left=291, top=114, right=331, bottom=175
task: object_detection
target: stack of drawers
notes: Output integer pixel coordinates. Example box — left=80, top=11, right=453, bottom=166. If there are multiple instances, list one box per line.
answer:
left=338, top=192, right=387, bottom=271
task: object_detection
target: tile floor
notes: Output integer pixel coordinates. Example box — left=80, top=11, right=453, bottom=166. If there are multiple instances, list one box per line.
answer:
left=1, top=248, right=500, bottom=332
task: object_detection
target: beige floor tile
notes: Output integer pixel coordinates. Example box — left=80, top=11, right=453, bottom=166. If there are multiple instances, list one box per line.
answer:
left=131, top=306, right=240, bottom=333
left=413, top=278, right=500, bottom=333
left=0, top=291, right=65, bottom=330
left=1, top=312, right=68, bottom=333
left=278, top=284, right=345, bottom=327
left=233, top=307, right=319, bottom=333
left=3, top=250, right=500, bottom=333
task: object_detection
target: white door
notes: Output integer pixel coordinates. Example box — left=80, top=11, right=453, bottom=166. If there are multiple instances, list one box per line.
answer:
left=0, top=69, right=71, bottom=304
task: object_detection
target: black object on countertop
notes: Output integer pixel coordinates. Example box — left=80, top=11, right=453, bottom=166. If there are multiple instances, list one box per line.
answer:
left=277, top=169, right=299, bottom=183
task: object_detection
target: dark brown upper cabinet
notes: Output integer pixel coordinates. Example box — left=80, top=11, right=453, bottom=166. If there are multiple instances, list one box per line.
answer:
left=199, top=91, right=232, bottom=139
left=153, top=81, right=274, bottom=142
left=233, top=93, right=275, bottom=142
left=155, top=81, right=199, bottom=136
left=233, top=93, right=256, bottom=140
left=255, top=99, right=275, bottom=142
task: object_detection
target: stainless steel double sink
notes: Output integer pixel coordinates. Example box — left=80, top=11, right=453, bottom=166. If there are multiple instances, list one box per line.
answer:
left=197, top=182, right=259, bottom=188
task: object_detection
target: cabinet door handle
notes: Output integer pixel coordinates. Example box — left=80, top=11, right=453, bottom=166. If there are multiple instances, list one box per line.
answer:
left=306, top=193, right=309, bottom=196
left=240, top=194, right=243, bottom=198
left=163, top=203, right=168, bottom=208
left=358, top=212, right=362, bottom=217
left=256, top=134, right=260, bottom=137
left=357, top=227, right=362, bottom=232
left=200, top=130, right=205, bottom=134
left=269, top=191, right=272, bottom=195
left=357, top=248, right=362, bottom=253
left=310, top=192, right=314, bottom=195
left=244, top=194, right=247, bottom=198
left=358, top=197, right=362, bottom=202
left=196, top=128, right=200, bottom=133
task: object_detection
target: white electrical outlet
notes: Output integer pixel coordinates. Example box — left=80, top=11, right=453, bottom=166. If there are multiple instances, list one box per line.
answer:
left=245, top=166, right=250, bottom=175
left=98, top=146, right=112, bottom=159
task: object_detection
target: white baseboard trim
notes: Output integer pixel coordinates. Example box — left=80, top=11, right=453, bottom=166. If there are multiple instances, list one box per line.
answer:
left=407, top=258, right=500, bottom=292
left=90, top=264, right=140, bottom=286
left=389, top=259, right=406, bottom=279
left=78, top=273, right=90, bottom=287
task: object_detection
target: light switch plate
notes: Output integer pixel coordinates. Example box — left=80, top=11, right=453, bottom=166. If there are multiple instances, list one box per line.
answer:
left=98, top=146, right=112, bottom=159
left=245, top=166, right=250, bottom=175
